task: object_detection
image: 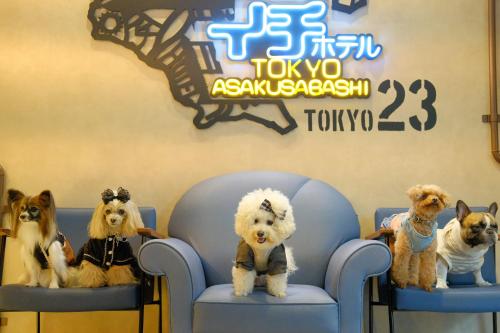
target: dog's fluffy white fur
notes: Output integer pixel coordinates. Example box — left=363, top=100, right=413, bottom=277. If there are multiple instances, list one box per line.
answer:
left=232, top=188, right=296, bottom=297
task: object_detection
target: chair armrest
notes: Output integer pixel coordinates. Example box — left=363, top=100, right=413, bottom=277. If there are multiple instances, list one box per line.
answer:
left=138, top=238, right=206, bottom=333
left=324, top=239, right=391, bottom=333
left=137, top=227, right=165, bottom=240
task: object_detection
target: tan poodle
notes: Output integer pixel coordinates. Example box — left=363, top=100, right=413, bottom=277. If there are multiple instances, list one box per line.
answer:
left=75, top=188, right=144, bottom=287
left=381, top=185, right=450, bottom=291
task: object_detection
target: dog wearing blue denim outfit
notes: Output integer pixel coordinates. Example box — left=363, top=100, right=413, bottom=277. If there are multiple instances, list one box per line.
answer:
left=383, top=185, right=449, bottom=291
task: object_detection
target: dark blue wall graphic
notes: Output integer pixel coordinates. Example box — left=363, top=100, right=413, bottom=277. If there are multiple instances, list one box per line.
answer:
left=331, top=0, right=367, bottom=14
left=88, top=0, right=297, bottom=134
left=88, top=0, right=368, bottom=134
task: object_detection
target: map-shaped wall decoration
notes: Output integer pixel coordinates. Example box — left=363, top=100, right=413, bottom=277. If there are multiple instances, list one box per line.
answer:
left=87, top=0, right=368, bottom=134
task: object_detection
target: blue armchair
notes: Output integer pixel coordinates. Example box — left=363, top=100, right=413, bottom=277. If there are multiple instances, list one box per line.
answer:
left=370, top=207, right=498, bottom=333
left=0, top=207, right=162, bottom=333
left=138, top=171, right=391, bottom=333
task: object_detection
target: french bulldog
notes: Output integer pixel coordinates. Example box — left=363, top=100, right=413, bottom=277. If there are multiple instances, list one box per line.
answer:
left=436, top=200, right=498, bottom=288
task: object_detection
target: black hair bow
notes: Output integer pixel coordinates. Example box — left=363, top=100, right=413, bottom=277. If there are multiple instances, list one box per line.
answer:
left=101, top=187, right=130, bottom=204
left=259, top=199, right=286, bottom=220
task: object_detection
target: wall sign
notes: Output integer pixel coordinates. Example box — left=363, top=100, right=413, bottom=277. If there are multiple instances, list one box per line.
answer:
left=207, top=1, right=380, bottom=99
left=88, top=0, right=437, bottom=135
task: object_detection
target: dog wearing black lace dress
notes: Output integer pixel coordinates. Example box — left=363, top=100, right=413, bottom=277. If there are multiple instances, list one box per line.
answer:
left=76, top=187, right=144, bottom=287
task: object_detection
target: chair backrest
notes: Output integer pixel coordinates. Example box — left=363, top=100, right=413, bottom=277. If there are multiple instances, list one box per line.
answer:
left=168, top=171, right=360, bottom=287
left=56, top=207, right=156, bottom=256
left=375, top=207, right=495, bottom=294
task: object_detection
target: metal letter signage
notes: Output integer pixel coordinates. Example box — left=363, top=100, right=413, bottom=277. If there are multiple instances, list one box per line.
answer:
left=206, top=1, right=381, bottom=100
left=87, top=0, right=398, bottom=135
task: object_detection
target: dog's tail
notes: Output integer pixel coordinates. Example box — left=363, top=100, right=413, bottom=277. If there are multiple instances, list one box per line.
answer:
left=285, top=246, right=298, bottom=274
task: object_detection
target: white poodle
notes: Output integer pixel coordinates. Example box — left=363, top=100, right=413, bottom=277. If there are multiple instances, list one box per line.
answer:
left=232, top=188, right=297, bottom=297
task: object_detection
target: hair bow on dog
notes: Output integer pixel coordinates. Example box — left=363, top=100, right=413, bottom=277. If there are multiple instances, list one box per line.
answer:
left=101, top=187, right=130, bottom=204
left=260, top=199, right=287, bottom=220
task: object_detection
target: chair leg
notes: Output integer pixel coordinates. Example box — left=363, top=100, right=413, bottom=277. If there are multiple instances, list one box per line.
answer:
left=368, top=277, right=374, bottom=333
left=138, top=273, right=145, bottom=333
left=158, top=276, right=163, bottom=333
left=386, top=270, right=395, bottom=333
left=37, top=312, right=41, bottom=333
left=138, top=304, right=144, bottom=333
left=493, top=312, right=497, bottom=333
left=388, top=307, right=394, bottom=333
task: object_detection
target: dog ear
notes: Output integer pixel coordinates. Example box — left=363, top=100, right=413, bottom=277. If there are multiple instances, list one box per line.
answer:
left=39, top=190, right=54, bottom=208
left=439, top=190, right=451, bottom=207
left=89, top=202, right=107, bottom=238
left=488, top=202, right=498, bottom=217
left=456, top=200, right=471, bottom=224
left=406, top=185, right=423, bottom=201
left=121, top=201, right=144, bottom=238
left=7, top=189, right=24, bottom=205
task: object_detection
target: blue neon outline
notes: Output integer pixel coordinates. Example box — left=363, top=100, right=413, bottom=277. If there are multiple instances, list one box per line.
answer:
left=207, top=2, right=267, bottom=61
left=206, top=0, right=382, bottom=61
left=363, top=34, right=383, bottom=59
left=266, top=1, right=327, bottom=59
left=311, top=35, right=336, bottom=58
left=335, top=34, right=357, bottom=59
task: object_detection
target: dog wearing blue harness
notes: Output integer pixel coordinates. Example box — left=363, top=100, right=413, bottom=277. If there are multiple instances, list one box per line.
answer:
left=382, top=185, right=449, bottom=291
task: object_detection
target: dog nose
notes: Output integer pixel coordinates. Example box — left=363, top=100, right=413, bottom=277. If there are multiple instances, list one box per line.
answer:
left=111, top=218, right=116, bottom=223
left=257, top=231, right=265, bottom=238
left=432, top=197, right=438, bottom=204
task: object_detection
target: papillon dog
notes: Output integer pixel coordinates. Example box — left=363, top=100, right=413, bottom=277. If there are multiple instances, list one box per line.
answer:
left=7, top=189, right=69, bottom=288
left=75, top=187, right=144, bottom=287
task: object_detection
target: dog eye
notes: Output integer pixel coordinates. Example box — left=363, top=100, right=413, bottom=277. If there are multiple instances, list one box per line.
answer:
left=254, top=218, right=259, bottom=224
left=471, top=225, right=481, bottom=233
left=491, top=224, right=498, bottom=230
left=267, top=220, right=274, bottom=226
left=29, top=206, right=39, bottom=213
left=105, top=209, right=111, bottom=215
left=21, top=205, right=26, bottom=210
left=118, top=209, right=125, bottom=215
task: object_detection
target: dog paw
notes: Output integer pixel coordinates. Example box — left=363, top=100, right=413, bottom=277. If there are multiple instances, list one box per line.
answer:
left=18, top=273, right=29, bottom=285
left=272, top=291, right=286, bottom=298
left=234, top=291, right=249, bottom=297
left=435, top=281, right=448, bottom=289
left=396, top=282, right=407, bottom=289
left=420, top=284, right=433, bottom=292
left=26, top=281, right=38, bottom=287
left=49, top=282, right=59, bottom=289
left=477, top=280, right=492, bottom=287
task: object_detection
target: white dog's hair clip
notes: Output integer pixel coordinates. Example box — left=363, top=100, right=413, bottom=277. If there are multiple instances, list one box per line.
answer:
left=260, top=199, right=287, bottom=220
left=101, top=187, right=131, bottom=204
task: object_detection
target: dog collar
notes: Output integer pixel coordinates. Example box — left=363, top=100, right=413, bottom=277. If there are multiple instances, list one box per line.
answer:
left=410, top=214, right=437, bottom=225
left=402, top=216, right=438, bottom=252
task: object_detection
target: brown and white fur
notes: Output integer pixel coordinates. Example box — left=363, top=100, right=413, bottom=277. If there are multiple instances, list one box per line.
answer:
left=78, top=188, right=144, bottom=288
left=390, top=185, right=450, bottom=291
left=232, top=188, right=297, bottom=298
left=7, top=189, right=68, bottom=288
left=436, top=200, right=498, bottom=288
